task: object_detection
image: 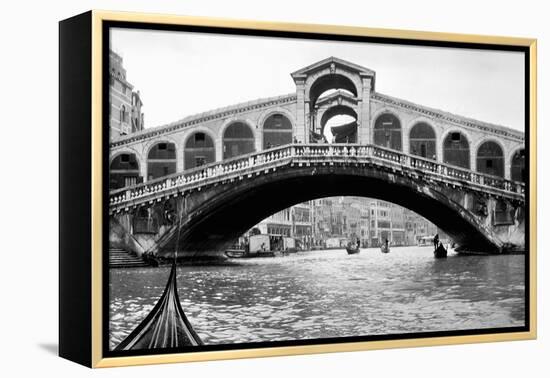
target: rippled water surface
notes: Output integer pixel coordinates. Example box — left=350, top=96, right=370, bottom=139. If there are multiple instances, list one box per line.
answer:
left=109, top=247, right=525, bottom=349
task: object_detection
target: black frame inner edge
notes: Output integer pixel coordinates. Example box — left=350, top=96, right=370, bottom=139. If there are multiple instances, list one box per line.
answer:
left=101, top=19, right=531, bottom=359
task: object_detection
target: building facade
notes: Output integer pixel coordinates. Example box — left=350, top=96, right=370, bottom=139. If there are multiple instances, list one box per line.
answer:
left=109, top=50, right=145, bottom=141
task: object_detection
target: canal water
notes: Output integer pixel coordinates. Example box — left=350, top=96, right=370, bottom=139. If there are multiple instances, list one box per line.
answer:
left=109, top=247, right=525, bottom=349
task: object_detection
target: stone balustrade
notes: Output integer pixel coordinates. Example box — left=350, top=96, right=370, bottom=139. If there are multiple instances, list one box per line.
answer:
left=109, top=143, right=525, bottom=212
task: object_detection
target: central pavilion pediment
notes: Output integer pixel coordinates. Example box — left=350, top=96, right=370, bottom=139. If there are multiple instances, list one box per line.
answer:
left=291, top=57, right=376, bottom=82
left=315, top=89, right=359, bottom=108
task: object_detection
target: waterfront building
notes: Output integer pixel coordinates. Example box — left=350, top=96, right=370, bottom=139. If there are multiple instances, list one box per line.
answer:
left=109, top=49, right=145, bottom=140
left=254, top=208, right=293, bottom=237
left=312, top=198, right=334, bottom=246
left=252, top=202, right=314, bottom=249
left=254, top=197, right=442, bottom=250
left=369, top=200, right=392, bottom=246
left=390, top=205, right=406, bottom=245
left=292, top=201, right=314, bottom=249
left=404, top=209, right=439, bottom=245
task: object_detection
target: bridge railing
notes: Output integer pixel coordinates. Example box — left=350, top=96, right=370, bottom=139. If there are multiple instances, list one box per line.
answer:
left=109, top=144, right=296, bottom=206
left=109, top=143, right=525, bottom=209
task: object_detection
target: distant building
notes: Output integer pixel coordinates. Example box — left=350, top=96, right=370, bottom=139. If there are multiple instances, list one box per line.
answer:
left=254, top=196, right=440, bottom=249
left=312, top=198, right=334, bottom=246
left=404, top=209, right=439, bottom=245
left=369, top=200, right=392, bottom=246
left=109, top=50, right=145, bottom=140
left=253, top=202, right=314, bottom=249
left=255, top=208, right=293, bottom=237
left=292, top=202, right=314, bottom=249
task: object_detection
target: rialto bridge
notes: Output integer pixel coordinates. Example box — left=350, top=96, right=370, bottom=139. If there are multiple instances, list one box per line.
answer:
left=108, top=57, right=526, bottom=257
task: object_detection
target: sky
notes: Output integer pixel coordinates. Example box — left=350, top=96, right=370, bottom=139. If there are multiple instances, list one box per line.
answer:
left=110, top=27, right=525, bottom=132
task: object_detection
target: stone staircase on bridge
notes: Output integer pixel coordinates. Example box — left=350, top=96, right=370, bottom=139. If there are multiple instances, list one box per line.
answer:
left=109, top=248, right=150, bottom=268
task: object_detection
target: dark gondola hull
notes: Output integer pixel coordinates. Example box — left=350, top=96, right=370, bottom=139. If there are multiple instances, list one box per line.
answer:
left=115, top=263, right=203, bottom=351
left=346, top=246, right=360, bottom=255
left=380, top=245, right=390, bottom=254
left=434, top=244, right=448, bottom=258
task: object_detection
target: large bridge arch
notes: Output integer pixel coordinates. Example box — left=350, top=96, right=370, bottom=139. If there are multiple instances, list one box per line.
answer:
left=151, top=164, right=505, bottom=255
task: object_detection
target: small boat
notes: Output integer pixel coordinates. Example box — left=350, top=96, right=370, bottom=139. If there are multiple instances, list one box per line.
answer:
left=380, top=244, right=390, bottom=254
left=115, top=262, right=203, bottom=350
left=434, top=243, right=448, bottom=258
left=224, top=248, right=247, bottom=258
left=346, top=243, right=360, bottom=255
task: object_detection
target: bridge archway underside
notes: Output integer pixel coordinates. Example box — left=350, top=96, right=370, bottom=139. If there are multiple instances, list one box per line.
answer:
left=110, top=144, right=525, bottom=255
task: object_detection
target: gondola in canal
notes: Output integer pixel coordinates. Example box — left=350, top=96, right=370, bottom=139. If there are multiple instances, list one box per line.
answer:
left=434, top=242, right=448, bottom=258
left=346, top=236, right=360, bottom=255
left=115, top=261, right=203, bottom=350
left=380, top=239, right=390, bottom=254
left=116, top=208, right=203, bottom=351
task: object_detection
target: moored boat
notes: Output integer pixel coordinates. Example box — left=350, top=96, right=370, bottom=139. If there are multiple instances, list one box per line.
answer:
left=224, top=248, right=247, bottom=258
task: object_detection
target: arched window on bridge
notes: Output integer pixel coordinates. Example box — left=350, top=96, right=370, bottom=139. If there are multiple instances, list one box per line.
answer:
left=374, top=113, right=402, bottom=151
left=147, top=142, right=177, bottom=181
left=443, top=131, right=470, bottom=169
left=511, top=149, right=525, bottom=182
left=184, top=132, right=215, bottom=169
left=476, top=141, right=504, bottom=177
left=263, top=114, right=293, bottom=149
left=109, top=153, right=142, bottom=189
left=409, top=122, right=436, bottom=160
left=223, top=122, right=255, bottom=159
left=308, top=74, right=357, bottom=113
left=320, top=105, right=358, bottom=144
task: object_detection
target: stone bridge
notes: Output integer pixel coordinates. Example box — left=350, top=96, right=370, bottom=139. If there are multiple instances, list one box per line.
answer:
left=108, top=57, right=525, bottom=257
left=109, top=144, right=525, bottom=257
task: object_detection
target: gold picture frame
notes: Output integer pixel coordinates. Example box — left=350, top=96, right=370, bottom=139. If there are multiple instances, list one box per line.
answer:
left=59, top=10, right=537, bottom=368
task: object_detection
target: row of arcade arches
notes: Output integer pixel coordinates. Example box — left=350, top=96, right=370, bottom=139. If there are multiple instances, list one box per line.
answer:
left=302, top=68, right=524, bottom=180
left=371, top=113, right=525, bottom=181
left=109, top=112, right=525, bottom=189
left=109, top=114, right=294, bottom=189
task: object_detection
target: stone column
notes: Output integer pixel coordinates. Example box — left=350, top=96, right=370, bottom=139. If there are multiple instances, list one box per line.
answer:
left=469, top=143, right=477, bottom=172
left=138, top=149, right=148, bottom=182
left=216, top=135, right=224, bottom=162
left=439, top=134, right=446, bottom=165
left=294, top=79, right=306, bottom=143
left=304, top=100, right=311, bottom=143
left=359, top=76, right=372, bottom=144
left=255, top=124, right=263, bottom=152
left=504, top=143, right=513, bottom=180
left=504, top=160, right=512, bottom=180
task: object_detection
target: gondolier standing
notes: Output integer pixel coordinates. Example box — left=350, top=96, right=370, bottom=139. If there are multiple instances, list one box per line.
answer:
left=433, top=233, right=439, bottom=249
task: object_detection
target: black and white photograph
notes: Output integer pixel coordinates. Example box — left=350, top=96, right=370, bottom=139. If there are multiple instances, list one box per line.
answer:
left=106, top=24, right=528, bottom=355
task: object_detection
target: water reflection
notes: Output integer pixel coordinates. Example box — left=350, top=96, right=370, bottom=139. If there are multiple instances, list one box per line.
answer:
left=109, top=247, right=525, bottom=349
